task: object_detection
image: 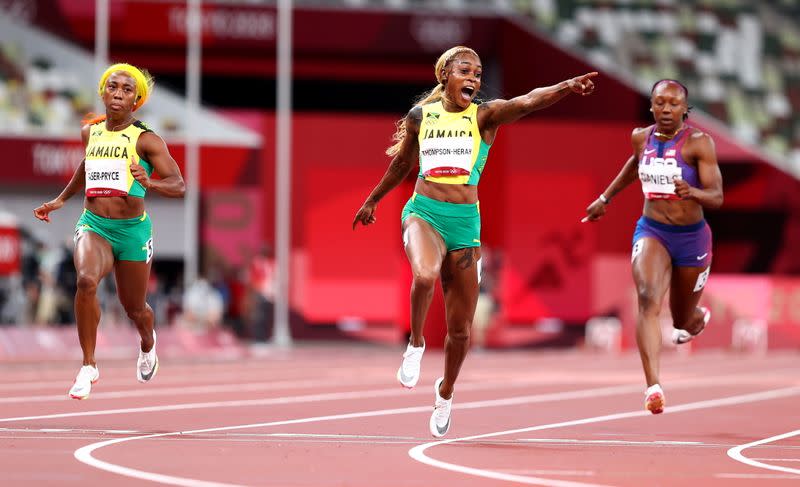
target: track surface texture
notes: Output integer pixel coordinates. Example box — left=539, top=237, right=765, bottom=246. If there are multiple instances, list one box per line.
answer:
left=1, top=343, right=798, bottom=486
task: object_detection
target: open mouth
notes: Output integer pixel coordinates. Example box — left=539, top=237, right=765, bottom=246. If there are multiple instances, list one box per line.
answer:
left=461, top=86, right=475, bottom=101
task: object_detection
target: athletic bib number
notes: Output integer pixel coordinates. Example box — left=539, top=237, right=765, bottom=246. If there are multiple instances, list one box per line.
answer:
left=144, top=237, right=154, bottom=263
left=631, top=239, right=644, bottom=263
left=419, top=136, right=474, bottom=178
left=639, top=156, right=682, bottom=200
left=85, top=158, right=129, bottom=197
left=693, top=267, right=710, bottom=292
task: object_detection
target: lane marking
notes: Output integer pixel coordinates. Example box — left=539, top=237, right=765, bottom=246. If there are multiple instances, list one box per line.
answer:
left=71, top=386, right=800, bottom=486
left=0, top=377, right=401, bottom=404
left=500, top=470, right=595, bottom=477
left=0, top=382, right=646, bottom=423
left=1, top=427, right=141, bottom=434
left=11, top=367, right=796, bottom=424
left=408, top=386, right=800, bottom=487
left=716, top=473, right=800, bottom=479
left=520, top=439, right=704, bottom=446
left=727, top=430, right=800, bottom=476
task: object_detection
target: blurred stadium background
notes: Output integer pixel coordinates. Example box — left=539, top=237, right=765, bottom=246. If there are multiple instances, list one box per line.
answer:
left=0, top=0, right=799, bottom=359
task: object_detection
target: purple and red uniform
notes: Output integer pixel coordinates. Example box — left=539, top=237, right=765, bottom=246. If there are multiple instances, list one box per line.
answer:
left=632, top=126, right=712, bottom=268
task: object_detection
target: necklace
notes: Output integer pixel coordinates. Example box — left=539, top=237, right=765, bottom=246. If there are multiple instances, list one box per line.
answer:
left=106, top=116, right=134, bottom=132
left=654, top=126, right=684, bottom=140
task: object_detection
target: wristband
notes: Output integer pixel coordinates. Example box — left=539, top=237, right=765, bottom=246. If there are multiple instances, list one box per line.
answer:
left=599, top=194, right=610, bottom=204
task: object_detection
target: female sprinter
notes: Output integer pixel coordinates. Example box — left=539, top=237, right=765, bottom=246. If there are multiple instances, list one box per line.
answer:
left=34, top=63, right=185, bottom=399
left=353, top=46, right=597, bottom=436
left=583, top=79, right=723, bottom=414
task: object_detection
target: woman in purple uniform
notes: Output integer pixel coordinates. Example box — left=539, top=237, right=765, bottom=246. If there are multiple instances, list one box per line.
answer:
left=583, top=79, right=723, bottom=414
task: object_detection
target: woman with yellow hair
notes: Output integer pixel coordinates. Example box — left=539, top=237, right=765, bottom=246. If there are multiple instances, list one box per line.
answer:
left=33, top=63, right=185, bottom=399
left=353, top=46, right=597, bottom=437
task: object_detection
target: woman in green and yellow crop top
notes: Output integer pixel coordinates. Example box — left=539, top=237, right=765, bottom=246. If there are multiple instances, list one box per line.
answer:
left=353, top=46, right=597, bottom=437
left=33, top=63, right=184, bottom=400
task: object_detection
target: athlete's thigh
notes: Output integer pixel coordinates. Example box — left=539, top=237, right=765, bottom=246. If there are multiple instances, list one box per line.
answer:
left=669, top=265, right=709, bottom=325
left=631, top=237, right=672, bottom=303
left=440, top=246, right=481, bottom=327
left=402, top=216, right=447, bottom=274
left=74, top=230, right=115, bottom=281
left=114, top=260, right=152, bottom=310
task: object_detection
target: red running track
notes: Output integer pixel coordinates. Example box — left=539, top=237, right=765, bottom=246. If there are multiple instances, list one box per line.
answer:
left=0, top=343, right=798, bottom=486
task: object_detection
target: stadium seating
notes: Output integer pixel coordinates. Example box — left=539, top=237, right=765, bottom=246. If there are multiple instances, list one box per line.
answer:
left=522, top=0, right=800, bottom=174
left=1, top=0, right=796, bottom=174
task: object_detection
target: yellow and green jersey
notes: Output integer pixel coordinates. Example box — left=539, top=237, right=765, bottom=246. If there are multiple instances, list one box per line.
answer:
left=417, top=101, right=491, bottom=186
left=84, top=120, right=154, bottom=198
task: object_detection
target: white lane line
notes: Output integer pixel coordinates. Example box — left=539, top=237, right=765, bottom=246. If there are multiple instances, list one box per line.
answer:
left=716, top=473, right=800, bottom=479
left=0, top=382, right=645, bottom=423
left=250, top=433, right=418, bottom=440
left=520, top=439, right=704, bottom=446
left=0, top=371, right=669, bottom=403
left=12, top=368, right=792, bottom=423
left=74, top=405, right=441, bottom=487
left=1, top=427, right=141, bottom=434
left=0, top=374, right=621, bottom=404
left=500, top=470, right=595, bottom=477
left=69, top=384, right=653, bottom=487
left=727, top=430, right=800, bottom=476
left=0, top=370, right=325, bottom=392
left=408, top=386, right=800, bottom=487
left=72, top=386, right=800, bottom=487
left=0, top=377, right=395, bottom=404
left=750, top=458, right=800, bottom=462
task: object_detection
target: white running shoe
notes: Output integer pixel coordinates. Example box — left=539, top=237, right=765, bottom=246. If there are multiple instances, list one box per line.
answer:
left=137, top=330, right=159, bottom=383
left=672, top=307, right=711, bottom=345
left=396, top=342, right=424, bottom=388
left=644, top=383, right=665, bottom=415
left=429, top=377, right=453, bottom=437
left=69, top=365, right=100, bottom=400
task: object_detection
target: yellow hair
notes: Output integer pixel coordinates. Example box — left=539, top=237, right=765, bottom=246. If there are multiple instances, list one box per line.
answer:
left=386, top=46, right=479, bottom=156
left=97, top=63, right=154, bottom=112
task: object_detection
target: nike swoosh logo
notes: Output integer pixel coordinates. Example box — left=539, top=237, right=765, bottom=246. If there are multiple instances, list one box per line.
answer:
left=398, top=367, right=416, bottom=385
left=436, top=415, right=450, bottom=436
left=644, top=148, right=656, bottom=154
left=140, top=357, right=158, bottom=381
left=697, top=253, right=708, bottom=260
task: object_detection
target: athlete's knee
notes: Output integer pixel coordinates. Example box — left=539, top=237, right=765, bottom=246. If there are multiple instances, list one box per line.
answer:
left=125, top=305, right=152, bottom=324
left=412, top=269, right=438, bottom=291
left=636, top=286, right=661, bottom=313
left=447, top=326, right=470, bottom=345
left=76, top=273, right=100, bottom=294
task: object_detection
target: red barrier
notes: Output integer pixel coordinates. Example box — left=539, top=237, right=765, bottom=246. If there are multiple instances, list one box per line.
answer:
left=612, top=275, right=800, bottom=351
left=0, top=224, right=20, bottom=276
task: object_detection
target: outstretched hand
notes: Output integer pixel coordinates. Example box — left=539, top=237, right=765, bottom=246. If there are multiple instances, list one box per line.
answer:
left=352, top=200, right=377, bottom=230
left=33, top=199, right=64, bottom=223
left=566, top=72, right=598, bottom=96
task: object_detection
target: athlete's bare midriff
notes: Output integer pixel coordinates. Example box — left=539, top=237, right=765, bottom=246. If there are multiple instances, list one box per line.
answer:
left=414, top=178, right=478, bottom=204
left=644, top=199, right=703, bottom=226
left=85, top=195, right=145, bottom=219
